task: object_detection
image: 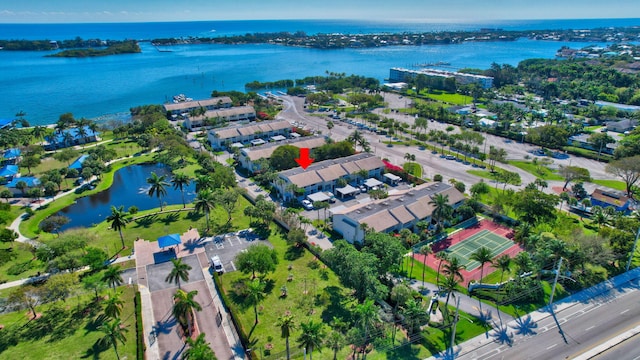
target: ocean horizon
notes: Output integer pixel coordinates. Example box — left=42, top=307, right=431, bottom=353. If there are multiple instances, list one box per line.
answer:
left=1, top=18, right=639, bottom=126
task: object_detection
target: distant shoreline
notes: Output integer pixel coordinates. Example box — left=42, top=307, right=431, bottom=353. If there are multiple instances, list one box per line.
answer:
left=2, top=25, right=639, bottom=52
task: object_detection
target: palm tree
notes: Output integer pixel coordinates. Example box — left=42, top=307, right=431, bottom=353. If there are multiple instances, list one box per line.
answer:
left=591, top=206, right=611, bottom=228
left=147, top=172, right=169, bottom=211
left=102, top=265, right=124, bottom=293
left=97, top=318, right=128, bottom=360
left=106, top=205, right=129, bottom=249
left=171, top=173, right=191, bottom=208
left=440, top=274, right=460, bottom=312
left=246, top=279, right=266, bottom=325
left=353, top=299, right=379, bottom=357
left=173, top=289, right=202, bottom=336
left=297, top=319, right=326, bottom=360
left=276, top=313, right=296, bottom=360
left=419, top=245, right=433, bottom=288
left=429, top=193, right=452, bottom=232
left=443, top=256, right=465, bottom=283
left=401, top=298, right=428, bottom=337
left=165, top=258, right=192, bottom=289
left=470, top=247, right=493, bottom=283
left=31, top=125, right=47, bottom=141
left=493, top=254, right=512, bottom=284
left=326, top=330, right=345, bottom=360
left=194, top=174, right=212, bottom=193
left=103, top=292, right=124, bottom=319
left=194, top=189, right=216, bottom=230
left=435, top=251, right=449, bottom=286
left=182, top=333, right=217, bottom=360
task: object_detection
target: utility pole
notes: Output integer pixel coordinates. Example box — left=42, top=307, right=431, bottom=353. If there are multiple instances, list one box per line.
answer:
left=625, top=226, right=640, bottom=272
left=548, top=257, right=563, bottom=309
left=449, top=297, right=461, bottom=358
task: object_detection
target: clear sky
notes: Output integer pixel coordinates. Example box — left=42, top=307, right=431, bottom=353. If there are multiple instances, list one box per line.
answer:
left=0, top=0, right=638, bottom=23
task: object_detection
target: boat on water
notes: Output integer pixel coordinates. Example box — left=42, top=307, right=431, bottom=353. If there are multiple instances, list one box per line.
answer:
left=172, top=94, right=193, bottom=103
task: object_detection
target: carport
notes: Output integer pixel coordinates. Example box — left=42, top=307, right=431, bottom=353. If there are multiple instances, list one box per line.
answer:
left=364, top=178, right=383, bottom=189
left=384, top=173, right=402, bottom=185
left=336, top=184, right=358, bottom=199
left=307, top=191, right=331, bottom=203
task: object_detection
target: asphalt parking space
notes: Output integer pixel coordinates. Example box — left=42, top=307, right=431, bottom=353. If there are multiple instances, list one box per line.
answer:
left=203, top=230, right=273, bottom=274
left=146, top=254, right=203, bottom=292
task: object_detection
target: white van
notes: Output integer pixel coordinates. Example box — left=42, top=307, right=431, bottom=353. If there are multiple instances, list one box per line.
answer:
left=211, top=255, right=224, bottom=274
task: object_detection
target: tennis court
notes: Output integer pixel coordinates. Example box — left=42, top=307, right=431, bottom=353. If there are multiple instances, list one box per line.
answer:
left=444, top=229, right=514, bottom=270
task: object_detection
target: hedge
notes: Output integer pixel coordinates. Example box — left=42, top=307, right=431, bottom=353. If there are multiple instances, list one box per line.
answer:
left=134, top=290, right=145, bottom=360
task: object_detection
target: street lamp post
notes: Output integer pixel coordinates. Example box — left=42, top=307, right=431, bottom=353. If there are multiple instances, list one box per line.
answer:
left=625, top=226, right=640, bottom=272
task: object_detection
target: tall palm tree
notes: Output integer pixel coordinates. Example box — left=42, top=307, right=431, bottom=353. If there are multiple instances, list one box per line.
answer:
left=276, top=313, right=296, bottom=360
left=429, top=193, right=452, bottom=232
left=171, top=173, right=191, bottom=209
left=97, top=318, right=128, bottom=360
left=31, top=125, right=47, bottom=141
left=246, top=279, right=266, bottom=325
left=440, top=275, right=460, bottom=312
left=353, top=299, right=379, bottom=357
left=194, top=189, right=216, bottom=230
left=419, top=245, right=433, bottom=288
left=147, top=172, right=169, bottom=211
left=401, top=298, right=428, bottom=337
left=103, top=292, right=124, bottom=319
left=407, top=233, right=420, bottom=279
left=326, top=330, right=345, bottom=360
left=106, top=205, right=129, bottom=249
left=182, top=333, right=217, bottom=360
left=435, top=251, right=449, bottom=286
left=194, top=174, right=212, bottom=193
left=173, top=289, right=202, bottom=336
left=102, top=265, right=124, bottom=293
left=443, top=256, right=465, bottom=283
left=493, top=254, right=512, bottom=284
left=297, top=319, right=326, bottom=360
left=470, top=247, right=493, bottom=283
left=165, top=258, right=192, bottom=289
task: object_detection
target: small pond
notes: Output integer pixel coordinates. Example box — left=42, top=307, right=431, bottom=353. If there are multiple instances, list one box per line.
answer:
left=57, top=164, right=196, bottom=231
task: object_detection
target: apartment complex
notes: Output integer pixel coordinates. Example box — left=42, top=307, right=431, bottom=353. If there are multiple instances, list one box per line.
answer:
left=389, top=67, right=494, bottom=89
left=183, top=106, right=257, bottom=130
left=207, top=120, right=292, bottom=150
left=332, top=182, right=465, bottom=243
left=238, top=136, right=327, bottom=173
left=163, top=96, right=233, bottom=116
left=274, top=153, right=385, bottom=201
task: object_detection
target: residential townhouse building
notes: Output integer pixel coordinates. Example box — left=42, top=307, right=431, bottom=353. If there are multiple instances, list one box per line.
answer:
left=332, top=182, right=465, bottom=244
left=207, top=120, right=292, bottom=150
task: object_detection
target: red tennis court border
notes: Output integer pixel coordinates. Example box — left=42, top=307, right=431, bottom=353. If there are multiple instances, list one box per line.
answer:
left=412, top=218, right=524, bottom=286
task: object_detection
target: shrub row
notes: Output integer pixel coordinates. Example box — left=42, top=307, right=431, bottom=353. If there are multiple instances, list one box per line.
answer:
left=134, top=290, right=145, bottom=360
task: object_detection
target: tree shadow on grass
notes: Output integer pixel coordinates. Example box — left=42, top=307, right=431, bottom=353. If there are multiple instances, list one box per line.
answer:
left=284, top=245, right=304, bottom=261
left=320, top=286, right=352, bottom=324
left=81, top=339, right=110, bottom=360
left=158, top=213, right=180, bottom=226
left=133, top=215, right=157, bottom=228
left=227, top=279, right=252, bottom=311
left=185, top=211, right=204, bottom=222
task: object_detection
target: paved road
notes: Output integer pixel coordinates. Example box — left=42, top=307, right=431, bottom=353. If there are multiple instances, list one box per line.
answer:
left=591, top=333, right=640, bottom=360
left=277, top=93, right=611, bottom=195
left=443, top=269, right=640, bottom=360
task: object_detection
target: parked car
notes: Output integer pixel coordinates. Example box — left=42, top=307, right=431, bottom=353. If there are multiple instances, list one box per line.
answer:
left=302, top=199, right=314, bottom=210
left=210, top=255, right=224, bottom=274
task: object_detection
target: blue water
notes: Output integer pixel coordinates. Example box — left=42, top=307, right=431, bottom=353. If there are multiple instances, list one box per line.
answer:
left=1, top=18, right=638, bottom=125
left=58, top=163, right=196, bottom=231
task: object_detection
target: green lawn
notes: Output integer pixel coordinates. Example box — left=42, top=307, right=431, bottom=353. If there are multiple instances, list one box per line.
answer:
left=219, top=231, right=355, bottom=360
left=591, top=179, right=626, bottom=191
left=467, top=169, right=495, bottom=180
left=422, top=92, right=472, bottom=105
left=0, top=242, right=42, bottom=283
left=0, top=285, right=138, bottom=359
left=403, top=162, right=423, bottom=178
left=509, top=160, right=564, bottom=181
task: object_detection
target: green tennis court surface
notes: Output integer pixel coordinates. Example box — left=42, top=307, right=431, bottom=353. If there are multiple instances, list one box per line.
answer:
left=445, top=229, right=514, bottom=270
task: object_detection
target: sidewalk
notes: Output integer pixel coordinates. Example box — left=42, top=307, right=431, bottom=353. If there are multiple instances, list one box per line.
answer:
left=427, top=266, right=640, bottom=359
left=0, top=255, right=135, bottom=291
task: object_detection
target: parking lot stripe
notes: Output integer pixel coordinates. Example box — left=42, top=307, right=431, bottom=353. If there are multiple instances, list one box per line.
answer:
left=230, top=261, right=236, bottom=271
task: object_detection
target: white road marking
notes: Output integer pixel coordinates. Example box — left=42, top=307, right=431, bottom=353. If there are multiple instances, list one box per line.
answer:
left=585, top=326, right=595, bottom=331
left=230, top=261, right=236, bottom=271
left=621, top=309, right=630, bottom=315
left=546, top=344, right=557, bottom=350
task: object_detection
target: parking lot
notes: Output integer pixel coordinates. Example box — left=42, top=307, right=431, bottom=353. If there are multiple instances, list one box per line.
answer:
left=203, top=229, right=273, bottom=274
